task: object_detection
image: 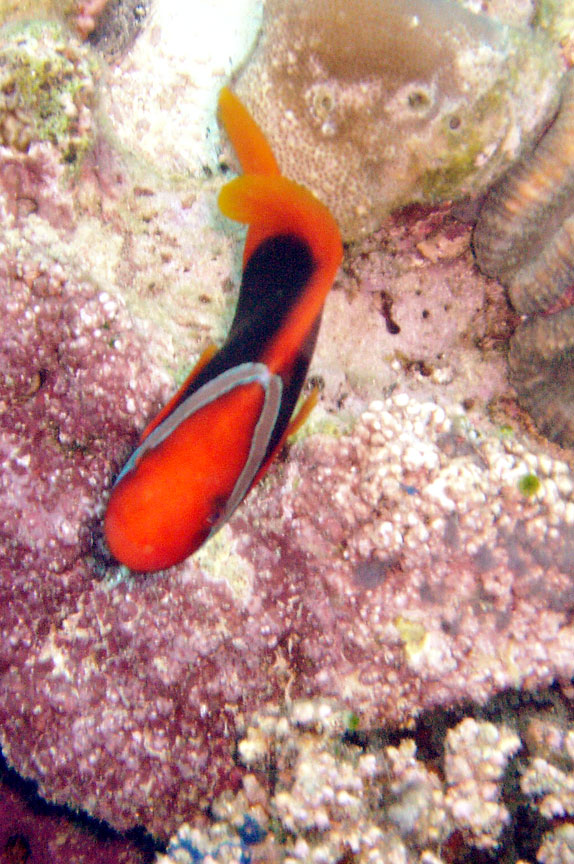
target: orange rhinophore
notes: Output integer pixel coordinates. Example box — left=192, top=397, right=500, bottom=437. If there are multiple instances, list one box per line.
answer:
left=104, top=88, right=343, bottom=572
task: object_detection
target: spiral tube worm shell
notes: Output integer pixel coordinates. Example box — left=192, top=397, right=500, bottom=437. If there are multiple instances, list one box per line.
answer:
left=473, top=69, right=574, bottom=317
left=508, top=307, right=574, bottom=446
left=473, top=69, right=574, bottom=447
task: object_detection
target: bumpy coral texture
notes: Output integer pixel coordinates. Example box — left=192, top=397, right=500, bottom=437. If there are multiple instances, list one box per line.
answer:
left=234, top=0, right=561, bottom=239
left=473, top=69, right=574, bottom=447
left=473, top=71, right=574, bottom=318
left=4, top=376, right=574, bottom=838
left=156, top=703, right=529, bottom=863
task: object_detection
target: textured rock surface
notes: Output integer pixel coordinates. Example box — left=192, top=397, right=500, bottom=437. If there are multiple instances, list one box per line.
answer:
left=156, top=697, right=574, bottom=864
left=4, top=370, right=574, bottom=837
left=103, top=0, right=263, bottom=177
left=234, top=0, right=561, bottom=239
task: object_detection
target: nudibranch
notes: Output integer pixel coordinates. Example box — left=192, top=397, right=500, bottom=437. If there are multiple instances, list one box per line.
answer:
left=473, top=69, right=574, bottom=447
left=104, top=87, right=343, bottom=572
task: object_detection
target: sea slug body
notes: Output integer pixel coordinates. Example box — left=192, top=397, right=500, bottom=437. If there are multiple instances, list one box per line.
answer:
left=104, top=88, right=342, bottom=572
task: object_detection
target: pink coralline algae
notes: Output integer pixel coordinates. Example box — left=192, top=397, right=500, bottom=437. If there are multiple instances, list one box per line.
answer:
left=0, top=144, right=571, bottom=844
left=0, top=235, right=159, bottom=575
left=3, top=339, right=574, bottom=840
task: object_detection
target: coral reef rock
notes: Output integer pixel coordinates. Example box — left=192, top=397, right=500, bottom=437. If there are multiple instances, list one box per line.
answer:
left=234, top=0, right=561, bottom=239
left=3, top=0, right=574, bottom=846
left=156, top=705, right=525, bottom=863
left=5, top=381, right=574, bottom=837
left=103, top=0, right=263, bottom=177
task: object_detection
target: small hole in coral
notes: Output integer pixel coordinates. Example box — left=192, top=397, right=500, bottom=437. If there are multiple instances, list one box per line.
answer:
left=312, top=88, right=336, bottom=121
left=408, top=90, right=430, bottom=110
left=449, top=115, right=461, bottom=130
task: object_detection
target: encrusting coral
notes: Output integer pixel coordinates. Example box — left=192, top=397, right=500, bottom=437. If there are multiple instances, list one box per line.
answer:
left=233, top=0, right=561, bottom=239
left=157, top=700, right=562, bottom=863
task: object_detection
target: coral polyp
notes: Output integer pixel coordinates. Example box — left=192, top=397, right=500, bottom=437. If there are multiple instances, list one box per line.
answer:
left=234, top=0, right=561, bottom=239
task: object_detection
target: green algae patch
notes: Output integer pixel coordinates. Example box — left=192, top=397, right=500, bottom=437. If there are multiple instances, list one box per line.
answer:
left=0, top=19, right=98, bottom=161
left=518, top=472, right=541, bottom=497
left=346, top=711, right=360, bottom=733
left=421, top=132, right=486, bottom=200
left=498, top=424, right=514, bottom=440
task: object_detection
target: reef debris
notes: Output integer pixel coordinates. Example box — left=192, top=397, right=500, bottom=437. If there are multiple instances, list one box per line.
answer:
left=75, top=0, right=114, bottom=41
left=233, top=0, right=561, bottom=239
left=537, top=825, right=574, bottom=864
left=521, top=712, right=574, bottom=820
